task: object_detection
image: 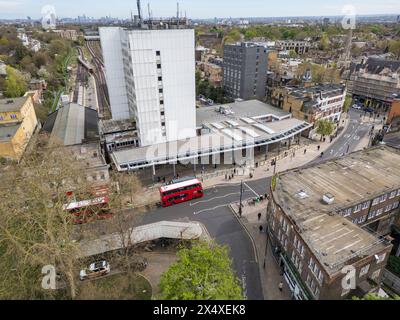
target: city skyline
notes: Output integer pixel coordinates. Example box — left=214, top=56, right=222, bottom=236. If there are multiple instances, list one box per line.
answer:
left=0, top=0, right=400, bottom=20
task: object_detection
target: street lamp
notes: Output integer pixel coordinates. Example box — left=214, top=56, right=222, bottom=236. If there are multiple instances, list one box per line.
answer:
left=239, top=180, right=243, bottom=216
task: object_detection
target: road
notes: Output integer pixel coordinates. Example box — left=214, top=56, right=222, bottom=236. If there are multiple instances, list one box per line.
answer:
left=133, top=108, right=377, bottom=300
left=309, top=108, right=375, bottom=165
left=137, top=178, right=269, bottom=300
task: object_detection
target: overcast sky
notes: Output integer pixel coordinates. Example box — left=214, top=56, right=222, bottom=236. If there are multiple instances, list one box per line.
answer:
left=0, top=0, right=399, bottom=19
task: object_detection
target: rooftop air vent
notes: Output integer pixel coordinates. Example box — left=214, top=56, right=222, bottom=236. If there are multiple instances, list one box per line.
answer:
left=296, top=190, right=309, bottom=199
left=323, top=193, right=335, bottom=205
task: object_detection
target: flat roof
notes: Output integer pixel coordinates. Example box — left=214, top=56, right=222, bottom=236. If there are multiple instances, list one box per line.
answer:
left=0, top=96, right=29, bottom=113
left=273, top=146, right=399, bottom=275
left=111, top=117, right=311, bottom=170
left=43, top=104, right=99, bottom=146
left=196, top=100, right=289, bottom=127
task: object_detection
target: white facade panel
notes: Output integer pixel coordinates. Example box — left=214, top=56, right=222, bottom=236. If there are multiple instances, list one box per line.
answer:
left=101, top=27, right=196, bottom=147
left=99, top=27, right=130, bottom=120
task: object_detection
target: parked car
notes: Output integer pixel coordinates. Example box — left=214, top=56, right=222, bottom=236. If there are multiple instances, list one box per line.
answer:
left=352, top=104, right=362, bottom=110
left=79, top=260, right=110, bottom=281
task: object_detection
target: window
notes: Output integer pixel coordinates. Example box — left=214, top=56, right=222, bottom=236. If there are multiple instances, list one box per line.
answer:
left=309, top=258, right=315, bottom=270
left=0, top=116, right=3, bottom=120
left=160, top=100, right=164, bottom=105
left=161, top=111, right=165, bottom=116
left=11, top=114, right=17, bottom=119
left=158, top=76, right=162, bottom=81
left=359, top=264, right=370, bottom=277
left=384, top=204, right=393, bottom=213
left=371, top=269, right=381, bottom=281
left=362, top=201, right=370, bottom=210
left=156, top=50, right=160, bottom=56
left=157, top=63, right=162, bottom=69
left=393, top=201, right=399, bottom=209
left=397, top=189, right=400, bottom=196
left=389, top=191, right=397, bottom=199
left=380, top=194, right=388, bottom=203
left=161, top=122, right=165, bottom=127
left=159, top=89, right=163, bottom=93
left=376, top=208, right=383, bottom=216
left=354, top=204, right=362, bottom=213
left=372, top=198, right=379, bottom=206
left=376, top=253, right=386, bottom=264
left=344, top=208, right=352, bottom=217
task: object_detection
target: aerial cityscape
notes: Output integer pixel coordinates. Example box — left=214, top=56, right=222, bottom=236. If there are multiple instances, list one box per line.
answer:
left=1, top=0, right=400, bottom=306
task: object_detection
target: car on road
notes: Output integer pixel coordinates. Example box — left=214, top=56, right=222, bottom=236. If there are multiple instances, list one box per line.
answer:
left=352, top=104, right=362, bottom=110
left=79, top=260, right=110, bottom=281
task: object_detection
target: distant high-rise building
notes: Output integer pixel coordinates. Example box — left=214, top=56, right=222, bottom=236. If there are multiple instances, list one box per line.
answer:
left=223, top=42, right=269, bottom=101
left=99, top=27, right=196, bottom=147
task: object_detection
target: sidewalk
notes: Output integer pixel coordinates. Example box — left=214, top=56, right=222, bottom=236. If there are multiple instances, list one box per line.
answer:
left=230, top=201, right=292, bottom=300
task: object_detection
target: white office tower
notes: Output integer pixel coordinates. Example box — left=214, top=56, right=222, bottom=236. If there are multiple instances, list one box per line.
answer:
left=99, top=27, right=196, bottom=146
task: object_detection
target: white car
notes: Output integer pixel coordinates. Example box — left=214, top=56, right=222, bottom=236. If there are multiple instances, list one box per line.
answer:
left=79, top=260, right=110, bottom=281
left=352, top=104, right=362, bottom=110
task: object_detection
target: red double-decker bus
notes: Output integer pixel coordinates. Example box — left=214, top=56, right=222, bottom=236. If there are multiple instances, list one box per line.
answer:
left=62, top=196, right=113, bottom=224
left=160, top=177, right=204, bottom=207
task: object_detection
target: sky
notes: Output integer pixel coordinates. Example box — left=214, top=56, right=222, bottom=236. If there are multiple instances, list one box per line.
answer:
left=0, top=0, right=399, bottom=20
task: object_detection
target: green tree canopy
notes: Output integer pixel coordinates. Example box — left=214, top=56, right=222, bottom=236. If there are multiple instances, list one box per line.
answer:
left=4, top=66, right=27, bottom=98
left=315, top=119, right=335, bottom=140
left=159, top=241, right=244, bottom=300
left=388, top=40, right=400, bottom=59
left=353, top=293, right=400, bottom=300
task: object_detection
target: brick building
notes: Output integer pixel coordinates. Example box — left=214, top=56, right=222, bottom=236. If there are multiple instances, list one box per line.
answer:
left=267, top=146, right=400, bottom=299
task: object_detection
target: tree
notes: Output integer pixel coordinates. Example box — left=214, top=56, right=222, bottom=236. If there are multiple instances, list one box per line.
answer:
left=343, top=96, right=352, bottom=113
left=389, top=40, right=400, bottom=59
left=4, top=66, right=27, bottom=98
left=159, top=241, right=244, bottom=300
left=353, top=293, right=400, bottom=300
left=0, top=136, right=96, bottom=299
left=315, top=119, right=335, bottom=141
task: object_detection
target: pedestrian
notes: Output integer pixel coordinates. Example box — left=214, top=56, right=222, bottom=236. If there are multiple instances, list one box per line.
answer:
left=225, top=174, right=228, bottom=180
left=259, top=225, right=263, bottom=233
left=258, top=213, right=262, bottom=221
left=317, top=145, right=321, bottom=151
left=304, top=149, right=307, bottom=155
left=279, top=282, right=283, bottom=292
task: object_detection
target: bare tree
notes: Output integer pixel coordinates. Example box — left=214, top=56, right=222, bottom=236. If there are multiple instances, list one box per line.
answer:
left=0, top=136, right=95, bottom=299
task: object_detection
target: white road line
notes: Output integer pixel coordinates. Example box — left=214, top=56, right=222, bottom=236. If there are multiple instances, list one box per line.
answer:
left=194, top=204, right=230, bottom=215
left=243, top=182, right=260, bottom=197
left=190, top=192, right=248, bottom=207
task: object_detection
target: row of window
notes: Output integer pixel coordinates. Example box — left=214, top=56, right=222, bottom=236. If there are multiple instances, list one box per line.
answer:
left=340, top=189, right=400, bottom=217
left=0, top=114, right=18, bottom=121
left=372, top=189, right=400, bottom=206
left=368, top=201, right=399, bottom=220
left=308, top=257, right=324, bottom=284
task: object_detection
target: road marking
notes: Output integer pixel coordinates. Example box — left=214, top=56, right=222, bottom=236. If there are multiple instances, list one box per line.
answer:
left=243, top=182, right=261, bottom=198
left=190, top=192, right=242, bottom=206
left=194, top=204, right=230, bottom=215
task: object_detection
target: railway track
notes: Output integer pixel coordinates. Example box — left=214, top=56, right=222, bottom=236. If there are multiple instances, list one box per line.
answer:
left=73, top=46, right=88, bottom=104
left=85, top=41, right=111, bottom=119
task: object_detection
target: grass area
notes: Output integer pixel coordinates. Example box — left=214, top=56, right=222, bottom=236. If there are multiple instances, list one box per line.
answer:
left=77, top=272, right=152, bottom=300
